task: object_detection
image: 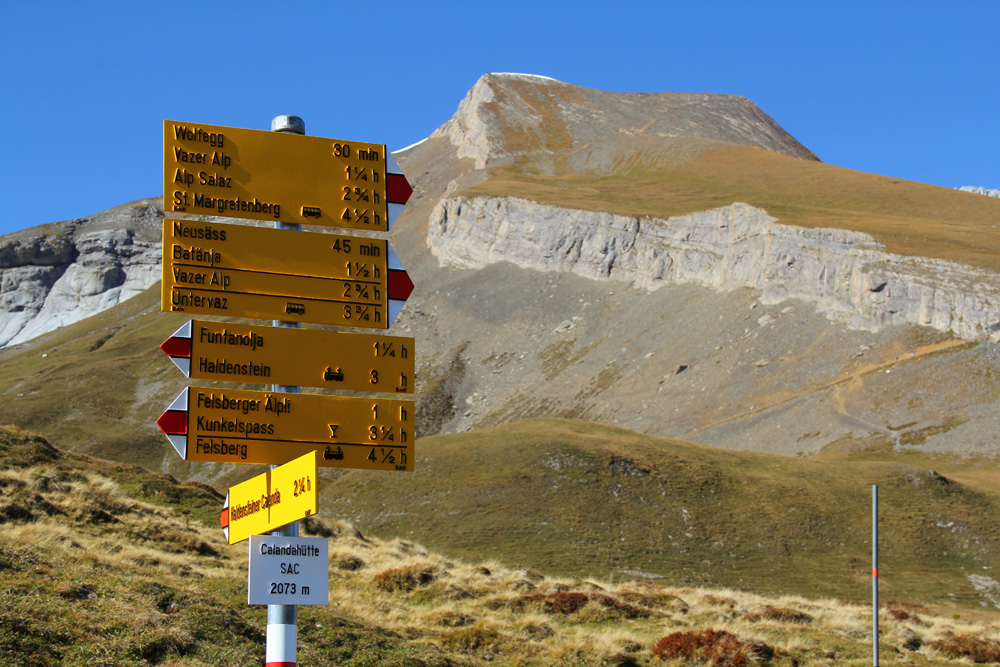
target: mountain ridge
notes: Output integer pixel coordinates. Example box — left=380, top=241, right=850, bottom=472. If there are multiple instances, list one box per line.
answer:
left=431, top=73, right=819, bottom=172
left=5, top=74, right=997, bottom=350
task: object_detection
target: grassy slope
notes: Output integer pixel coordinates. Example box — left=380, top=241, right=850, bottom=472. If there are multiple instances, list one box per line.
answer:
left=0, top=424, right=454, bottom=667
left=7, top=424, right=1000, bottom=667
left=463, top=143, right=1000, bottom=273
left=5, top=295, right=1000, bottom=612
left=0, top=284, right=179, bottom=471
left=0, top=285, right=279, bottom=489
left=326, top=418, right=1000, bottom=610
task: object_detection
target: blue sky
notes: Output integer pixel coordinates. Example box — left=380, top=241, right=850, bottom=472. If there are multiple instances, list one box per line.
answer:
left=0, top=1, right=995, bottom=238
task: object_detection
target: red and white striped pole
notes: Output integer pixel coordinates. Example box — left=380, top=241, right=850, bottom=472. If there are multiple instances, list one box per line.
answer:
left=266, top=620, right=296, bottom=667
left=266, top=114, right=303, bottom=667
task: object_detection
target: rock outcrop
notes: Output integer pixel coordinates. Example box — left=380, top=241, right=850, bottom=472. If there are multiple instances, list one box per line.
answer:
left=0, top=199, right=162, bottom=347
left=420, top=75, right=1000, bottom=343
left=429, top=196, right=1000, bottom=340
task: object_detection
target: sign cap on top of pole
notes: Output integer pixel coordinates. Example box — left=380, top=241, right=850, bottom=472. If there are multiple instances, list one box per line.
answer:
left=272, top=115, right=305, bottom=134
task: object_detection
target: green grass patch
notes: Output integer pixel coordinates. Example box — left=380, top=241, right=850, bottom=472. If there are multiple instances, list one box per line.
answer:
left=326, top=418, right=1000, bottom=608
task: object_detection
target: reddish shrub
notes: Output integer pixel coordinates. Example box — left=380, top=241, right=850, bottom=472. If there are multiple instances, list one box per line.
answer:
left=543, top=592, right=591, bottom=614
left=700, top=594, right=737, bottom=608
left=888, top=607, right=911, bottom=621
left=653, top=629, right=774, bottom=666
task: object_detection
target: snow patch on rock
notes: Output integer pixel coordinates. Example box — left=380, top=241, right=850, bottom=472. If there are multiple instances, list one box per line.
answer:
left=959, top=186, right=1000, bottom=199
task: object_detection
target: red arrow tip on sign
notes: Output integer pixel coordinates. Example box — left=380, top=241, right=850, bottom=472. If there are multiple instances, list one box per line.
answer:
left=386, top=173, right=412, bottom=205
left=156, top=410, right=188, bottom=435
left=160, top=336, right=192, bottom=358
left=387, top=269, right=414, bottom=301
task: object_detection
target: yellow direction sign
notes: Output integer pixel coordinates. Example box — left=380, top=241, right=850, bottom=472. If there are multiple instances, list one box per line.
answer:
left=161, top=219, right=413, bottom=328
left=163, top=120, right=412, bottom=231
left=162, top=320, right=414, bottom=393
left=157, top=387, right=414, bottom=471
left=221, top=451, right=318, bottom=545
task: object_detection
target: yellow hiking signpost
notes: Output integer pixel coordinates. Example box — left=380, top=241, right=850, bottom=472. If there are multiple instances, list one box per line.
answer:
left=220, top=451, right=319, bottom=545
left=157, top=386, right=414, bottom=471
left=163, top=120, right=412, bottom=231
left=161, top=320, right=414, bottom=393
left=156, top=115, right=417, bottom=666
left=160, top=219, right=413, bottom=328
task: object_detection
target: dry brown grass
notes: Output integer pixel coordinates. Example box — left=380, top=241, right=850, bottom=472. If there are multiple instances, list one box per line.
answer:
left=929, top=632, right=1000, bottom=663
left=4, top=487, right=999, bottom=666
left=5, top=425, right=1000, bottom=665
left=324, top=524, right=1000, bottom=666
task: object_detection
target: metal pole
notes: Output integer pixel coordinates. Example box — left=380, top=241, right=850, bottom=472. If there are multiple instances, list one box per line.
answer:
left=873, top=484, right=879, bottom=667
left=266, top=113, right=304, bottom=667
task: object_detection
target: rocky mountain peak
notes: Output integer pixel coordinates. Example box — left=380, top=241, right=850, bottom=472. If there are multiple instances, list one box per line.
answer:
left=430, top=72, right=819, bottom=169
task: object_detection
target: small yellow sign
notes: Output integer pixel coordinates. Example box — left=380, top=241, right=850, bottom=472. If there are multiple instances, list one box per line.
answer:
left=172, top=320, right=414, bottom=393
left=224, top=451, right=318, bottom=545
left=164, top=120, right=390, bottom=231
left=185, top=386, right=414, bottom=471
left=161, top=218, right=398, bottom=329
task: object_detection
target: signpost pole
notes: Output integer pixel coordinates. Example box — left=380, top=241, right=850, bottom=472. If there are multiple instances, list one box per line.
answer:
left=267, top=114, right=304, bottom=667
left=873, top=484, right=879, bottom=667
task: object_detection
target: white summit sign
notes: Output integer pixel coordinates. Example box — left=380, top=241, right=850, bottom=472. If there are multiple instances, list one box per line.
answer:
left=248, top=535, right=329, bottom=606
